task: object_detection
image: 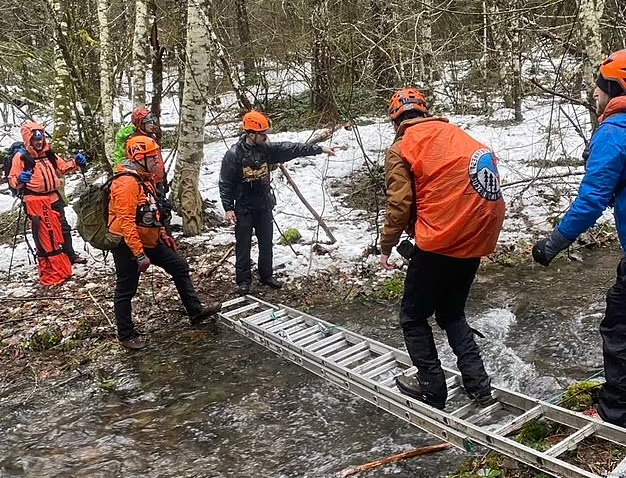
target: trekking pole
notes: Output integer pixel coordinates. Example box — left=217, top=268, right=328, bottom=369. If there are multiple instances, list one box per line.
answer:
left=7, top=201, right=23, bottom=281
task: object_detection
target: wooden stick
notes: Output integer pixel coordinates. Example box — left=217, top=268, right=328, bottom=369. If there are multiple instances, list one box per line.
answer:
left=341, top=443, right=452, bottom=477
left=204, top=245, right=235, bottom=277
left=279, top=164, right=336, bottom=244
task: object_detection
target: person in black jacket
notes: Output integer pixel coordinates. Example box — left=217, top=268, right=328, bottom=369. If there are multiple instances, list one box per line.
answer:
left=219, top=110, right=337, bottom=294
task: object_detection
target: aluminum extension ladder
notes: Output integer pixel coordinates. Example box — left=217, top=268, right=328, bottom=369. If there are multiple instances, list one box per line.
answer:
left=217, top=295, right=626, bottom=478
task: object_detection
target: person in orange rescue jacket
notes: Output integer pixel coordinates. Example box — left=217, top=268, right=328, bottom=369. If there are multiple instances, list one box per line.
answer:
left=8, top=122, right=88, bottom=266
left=380, top=88, right=505, bottom=410
left=108, top=136, right=221, bottom=350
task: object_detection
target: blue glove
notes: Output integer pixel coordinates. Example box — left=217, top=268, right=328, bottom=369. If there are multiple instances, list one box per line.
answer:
left=532, top=229, right=572, bottom=266
left=75, top=152, right=87, bottom=167
left=18, top=170, right=33, bottom=184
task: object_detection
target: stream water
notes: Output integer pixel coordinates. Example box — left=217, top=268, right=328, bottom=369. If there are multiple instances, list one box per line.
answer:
left=0, top=245, right=622, bottom=478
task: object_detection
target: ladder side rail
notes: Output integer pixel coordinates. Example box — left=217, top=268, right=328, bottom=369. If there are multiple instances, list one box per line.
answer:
left=493, top=387, right=626, bottom=446
left=221, top=315, right=601, bottom=478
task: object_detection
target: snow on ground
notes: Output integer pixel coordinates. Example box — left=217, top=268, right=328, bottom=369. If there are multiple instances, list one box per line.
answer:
left=0, top=94, right=605, bottom=296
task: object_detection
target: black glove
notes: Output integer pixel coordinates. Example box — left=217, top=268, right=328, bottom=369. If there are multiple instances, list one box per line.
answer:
left=532, top=229, right=572, bottom=266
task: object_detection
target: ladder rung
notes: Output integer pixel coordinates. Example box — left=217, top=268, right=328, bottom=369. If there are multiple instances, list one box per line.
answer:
left=221, top=302, right=261, bottom=318
left=241, top=308, right=275, bottom=325
left=609, top=456, right=626, bottom=477
left=546, top=423, right=596, bottom=457
left=446, top=376, right=460, bottom=388
left=467, top=402, right=502, bottom=423
left=447, top=386, right=463, bottom=400
left=336, top=349, right=371, bottom=367
left=307, top=333, right=345, bottom=352
left=289, top=325, right=321, bottom=342
left=495, top=405, right=543, bottom=436
left=221, top=296, right=246, bottom=308
left=266, top=317, right=305, bottom=334
left=327, top=341, right=369, bottom=363
left=379, top=375, right=397, bottom=388
left=317, top=339, right=351, bottom=357
left=251, top=310, right=288, bottom=326
left=363, top=359, right=397, bottom=380
left=450, top=401, right=478, bottom=418
left=293, top=332, right=326, bottom=348
left=352, top=352, right=394, bottom=374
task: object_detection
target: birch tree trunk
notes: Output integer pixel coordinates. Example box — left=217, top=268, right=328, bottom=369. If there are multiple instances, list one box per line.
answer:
left=132, top=0, right=148, bottom=108
left=578, top=0, right=605, bottom=125
left=174, top=0, right=210, bottom=236
left=51, top=0, right=72, bottom=155
left=311, top=0, right=338, bottom=120
left=97, top=0, right=115, bottom=169
left=418, top=0, right=435, bottom=102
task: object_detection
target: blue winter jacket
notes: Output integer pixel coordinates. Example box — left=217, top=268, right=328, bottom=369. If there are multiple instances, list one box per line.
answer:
left=558, top=99, right=626, bottom=251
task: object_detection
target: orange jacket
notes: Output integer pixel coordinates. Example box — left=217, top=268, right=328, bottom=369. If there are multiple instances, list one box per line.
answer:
left=108, top=166, right=164, bottom=257
left=381, top=117, right=505, bottom=258
left=8, top=122, right=80, bottom=202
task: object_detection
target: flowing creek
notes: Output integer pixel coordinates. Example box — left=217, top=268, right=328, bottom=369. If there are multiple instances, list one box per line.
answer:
left=0, top=245, right=622, bottom=477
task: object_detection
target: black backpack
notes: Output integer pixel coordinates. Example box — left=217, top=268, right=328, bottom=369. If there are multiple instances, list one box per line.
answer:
left=1, top=142, right=58, bottom=196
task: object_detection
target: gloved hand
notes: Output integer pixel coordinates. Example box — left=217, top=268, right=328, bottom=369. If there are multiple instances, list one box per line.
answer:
left=161, top=234, right=177, bottom=251
left=532, top=229, right=572, bottom=266
left=75, top=152, right=87, bottom=167
left=136, top=253, right=151, bottom=273
left=18, top=170, right=33, bottom=183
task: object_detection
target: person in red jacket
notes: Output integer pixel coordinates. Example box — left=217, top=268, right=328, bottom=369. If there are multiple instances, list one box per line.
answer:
left=8, top=122, right=87, bottom=266
left=108, top=136, right=221, bottom=350
left=380, top=88, right=505, bottom=410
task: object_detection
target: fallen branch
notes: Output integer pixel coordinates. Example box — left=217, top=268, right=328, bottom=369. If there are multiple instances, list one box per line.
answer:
left=502, top=171, right=584, bottom=189
left=88, top=289, right=114, bottom=329
left=341, top=442, right=452, bottom=477
left=279, top=164, right=336, bottom=244
left=204, top=245, right=235, bottom=277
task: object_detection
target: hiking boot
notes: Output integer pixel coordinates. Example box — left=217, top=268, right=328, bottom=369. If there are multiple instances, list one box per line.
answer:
left=395, top=375, right=446, bottom=410
left=70, top=254, right=87, bottom=265
left=237, top=282, right=251, bottom=295
left=120, top=336, right=147, bottom=350
left=467, top=389, right=497, bottom=407
left=260, top=277, right=282, bottom=289
left=190, top=302, right=222, bottom=325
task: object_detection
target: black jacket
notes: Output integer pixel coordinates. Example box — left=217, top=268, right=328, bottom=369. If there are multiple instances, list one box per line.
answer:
left=219, top=135, right=323, bottom=212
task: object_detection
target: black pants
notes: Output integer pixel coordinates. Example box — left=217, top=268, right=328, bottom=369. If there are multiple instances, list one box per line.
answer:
left=597, top=257, right=626, bottom=427
left=234, top=208, right=274, bottom=285
left=112, top=241, right=203, bottom=341
left=399, top=247, right=490, bottom=405
left=51, top=199, right=77, bottom=258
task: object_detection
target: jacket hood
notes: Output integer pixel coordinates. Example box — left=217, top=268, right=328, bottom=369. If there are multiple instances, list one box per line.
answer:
left=20, top=121, right=51, bottom=157
left=600, top=96, right=626, bottom=123
left=395, top=117, right=449, bottom=141
left=118, top=161, right=153, bottom=180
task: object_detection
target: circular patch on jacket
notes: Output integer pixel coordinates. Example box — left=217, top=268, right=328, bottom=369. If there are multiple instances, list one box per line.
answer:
left=469, top=148, right=502, bottom=201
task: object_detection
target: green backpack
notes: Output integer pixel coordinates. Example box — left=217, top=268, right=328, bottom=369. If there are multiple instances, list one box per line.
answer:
left=74, top=172, right=144, bottom=250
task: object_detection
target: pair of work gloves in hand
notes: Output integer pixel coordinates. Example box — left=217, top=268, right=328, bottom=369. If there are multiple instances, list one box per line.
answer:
left=18, top=153, right=87, bottom=184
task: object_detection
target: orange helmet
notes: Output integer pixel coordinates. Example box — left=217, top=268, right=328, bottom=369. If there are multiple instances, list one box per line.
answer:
left=242, top=110, right=271, bottom=133
left=388, top=88, right=428, bottom=120
left=597, top=50, right=626, bottom=97
left=126, top=136, right=160, bottom=162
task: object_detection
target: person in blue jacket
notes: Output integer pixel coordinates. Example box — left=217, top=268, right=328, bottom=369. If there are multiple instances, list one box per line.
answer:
left=533, top=49, right=626, bottom=428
